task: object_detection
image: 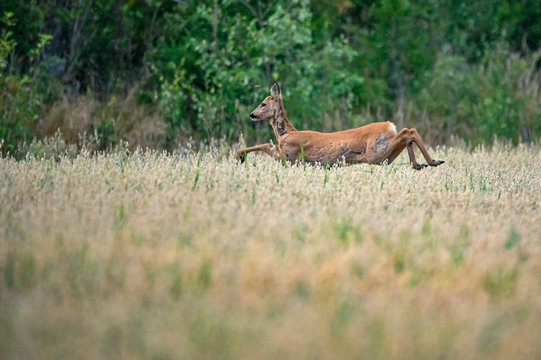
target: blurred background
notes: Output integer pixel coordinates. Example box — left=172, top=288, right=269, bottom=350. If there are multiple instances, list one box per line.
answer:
left=1, top=0, right=540, bottom=156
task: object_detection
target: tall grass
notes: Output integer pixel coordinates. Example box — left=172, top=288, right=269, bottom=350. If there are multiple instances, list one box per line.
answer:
left=1, top=144, right=540, bottom=359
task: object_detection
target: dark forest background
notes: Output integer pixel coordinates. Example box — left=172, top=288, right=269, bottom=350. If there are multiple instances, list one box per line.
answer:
left=1, top=0, right=540, bottom=156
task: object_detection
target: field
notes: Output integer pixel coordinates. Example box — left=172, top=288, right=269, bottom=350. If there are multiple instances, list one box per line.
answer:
left=1, top=143, right=540, bottom=360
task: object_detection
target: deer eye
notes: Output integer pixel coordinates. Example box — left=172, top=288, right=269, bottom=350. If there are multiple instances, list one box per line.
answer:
left=261, top=103, right=267, bottom=107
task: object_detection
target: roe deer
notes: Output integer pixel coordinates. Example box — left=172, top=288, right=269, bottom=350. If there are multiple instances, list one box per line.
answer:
left=236, top=82, right=444, bottom=170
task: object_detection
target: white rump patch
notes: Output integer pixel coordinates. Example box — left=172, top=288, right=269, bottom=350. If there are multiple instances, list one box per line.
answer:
left=389, top=122, right=397, bottom=135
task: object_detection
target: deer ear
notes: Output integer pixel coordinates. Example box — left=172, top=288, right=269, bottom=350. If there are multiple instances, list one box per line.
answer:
left=270, top=81, right=281, bottom=99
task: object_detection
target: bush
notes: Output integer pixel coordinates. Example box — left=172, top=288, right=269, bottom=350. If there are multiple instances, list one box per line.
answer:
left=151, top=0, right=363, bottom=146
left=416, top=45, right=541, bottom=144
left=1, top=1, right=541, bottom=154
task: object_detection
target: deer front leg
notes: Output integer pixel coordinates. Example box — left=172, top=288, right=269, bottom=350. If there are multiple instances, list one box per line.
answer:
left=385, top=141, right=406, bottom=165
left=236, top=143, right=282, bottom=163
left=385, top=128, right=444, bottom=169
left=384, top=128, right=427, bottom=170
left=406, top=142, right=428, bottom=170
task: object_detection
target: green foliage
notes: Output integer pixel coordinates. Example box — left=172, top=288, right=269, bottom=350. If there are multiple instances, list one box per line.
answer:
left=0, top=11, right=16, bottom=66
left=482, top=265, right=518, bottom=299
left=1, top=0, right=541, bottom=154
left=417, top=45, right=541, bottom=144
left=0, top=10, right=54, bottom=155
left=151, top=0, right=363, bottom=144
left=504, top=226, right=520, bottom=250
left=0, top=75, right=41, bottom=155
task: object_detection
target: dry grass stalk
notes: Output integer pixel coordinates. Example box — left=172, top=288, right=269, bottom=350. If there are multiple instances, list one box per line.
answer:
left=0, top=144, right=540, bottom=359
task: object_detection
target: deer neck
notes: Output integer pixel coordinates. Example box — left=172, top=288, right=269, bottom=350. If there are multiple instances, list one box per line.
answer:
left=271, top=101, right=296, bottom=140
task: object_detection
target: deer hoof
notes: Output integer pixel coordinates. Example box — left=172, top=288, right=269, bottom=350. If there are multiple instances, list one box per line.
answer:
left=236, top=151, right=246, bottom=163
left=413, top=163, right=428, bottom=170
left=430, top=160, right=445, bottom=166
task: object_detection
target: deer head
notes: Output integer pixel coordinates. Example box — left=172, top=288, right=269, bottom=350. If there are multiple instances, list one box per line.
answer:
left=249, top=81, right=282, bottom=123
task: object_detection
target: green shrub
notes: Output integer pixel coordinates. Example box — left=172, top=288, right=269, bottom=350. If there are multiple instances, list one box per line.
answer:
left=416, top=45, right=541, bottom=144
left=151, top=0, right=363, bottom=146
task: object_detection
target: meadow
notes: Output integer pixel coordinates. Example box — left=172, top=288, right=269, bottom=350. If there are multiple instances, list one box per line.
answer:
left=0, top=143, right=540, bottom=360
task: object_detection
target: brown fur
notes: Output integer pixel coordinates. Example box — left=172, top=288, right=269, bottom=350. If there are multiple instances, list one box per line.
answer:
left=237, top=82, right=444, bottom=169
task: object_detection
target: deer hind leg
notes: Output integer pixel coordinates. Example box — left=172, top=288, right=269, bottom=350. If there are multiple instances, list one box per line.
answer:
left=383, top=128, right=426, bottom=170
left=236, top=143, right=282, bottom=163
left=408, top=129, right=444, bottom=167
